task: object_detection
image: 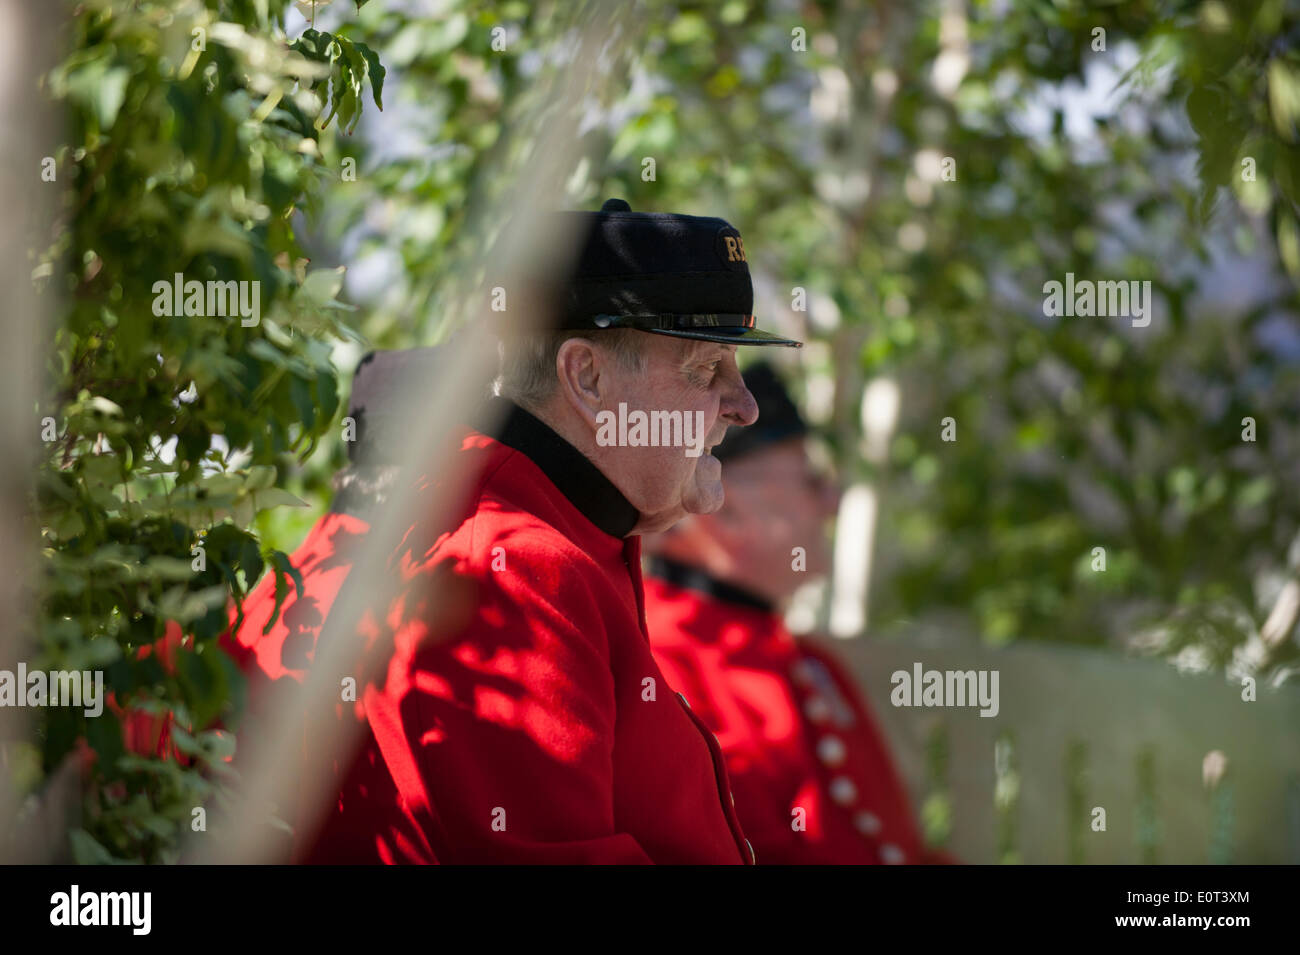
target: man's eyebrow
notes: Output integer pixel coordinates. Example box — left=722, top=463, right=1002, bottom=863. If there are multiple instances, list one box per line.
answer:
left=674, top=341, right=735, bottom=376
left=691, top=342, right=730, bottom=360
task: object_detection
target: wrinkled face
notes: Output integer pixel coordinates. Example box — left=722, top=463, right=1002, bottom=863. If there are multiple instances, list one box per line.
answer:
left=707, top=437, right=840, bottom=600
left=602, top=335, right=758, bottom=533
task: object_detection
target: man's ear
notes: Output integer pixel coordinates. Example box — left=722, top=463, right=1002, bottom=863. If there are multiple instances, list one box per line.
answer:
left=555, top=336, right=605, bottom=427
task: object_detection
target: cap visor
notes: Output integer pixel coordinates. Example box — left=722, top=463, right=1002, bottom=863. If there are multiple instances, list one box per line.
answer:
left=643, top=326, right=803, bottom=347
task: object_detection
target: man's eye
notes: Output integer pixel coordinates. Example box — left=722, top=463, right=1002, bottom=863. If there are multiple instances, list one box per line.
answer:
left=689, top=358, right=723, bottom=386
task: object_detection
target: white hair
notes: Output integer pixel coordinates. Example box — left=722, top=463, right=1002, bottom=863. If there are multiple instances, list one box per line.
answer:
left=495, top=328, right=648, bottom=410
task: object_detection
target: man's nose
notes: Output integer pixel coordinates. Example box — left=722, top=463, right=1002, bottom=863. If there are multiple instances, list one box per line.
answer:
left=722, top=376, right=759, bottom=427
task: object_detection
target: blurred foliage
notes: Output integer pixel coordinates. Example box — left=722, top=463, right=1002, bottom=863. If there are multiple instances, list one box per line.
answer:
left=1065, top=738, right=1088, bottom=863
left=1207, top=777, right=1236, bottom=863
left=29, top=0, right=381, bottom=861
left=25, top=0, right=1300, bottom=860
left=1135, top=746, right=1161, bottom=863
left=920, top=719, right=953, bottom=848
left=994, top=731, right=1021, bottom=864
left=284, top=0, right=1300, bottom=693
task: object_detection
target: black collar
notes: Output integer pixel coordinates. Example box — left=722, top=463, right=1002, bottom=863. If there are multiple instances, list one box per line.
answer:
left=646, top=555, right=775, bottom=614
left=485, top=396, right=640, bottom=540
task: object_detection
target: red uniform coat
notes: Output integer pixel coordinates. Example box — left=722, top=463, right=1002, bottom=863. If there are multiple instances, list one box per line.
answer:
left=644, top=559, right=950, bottom=864
left=223, top=399, right=754, bottom=864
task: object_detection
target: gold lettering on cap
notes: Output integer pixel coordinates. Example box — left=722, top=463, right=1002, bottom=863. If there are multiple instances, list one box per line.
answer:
left=724, top=235, right=747, bottom=263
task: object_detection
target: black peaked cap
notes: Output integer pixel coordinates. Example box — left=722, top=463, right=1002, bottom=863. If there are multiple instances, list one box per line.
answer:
left=541, top=198, right=802, bottom=347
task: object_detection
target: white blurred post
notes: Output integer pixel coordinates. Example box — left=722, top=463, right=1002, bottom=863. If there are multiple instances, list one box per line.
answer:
left=0, top=0, right=61, bottom=859
left=829, top=376, right=899, bottom=638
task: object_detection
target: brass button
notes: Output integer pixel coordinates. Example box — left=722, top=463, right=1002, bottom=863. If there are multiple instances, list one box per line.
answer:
left=854, top=811, right=882, bottom=836
left=816, top=735, right=847, bottom=767
left=829, top=776, right=857, bottom=806
left=804, top=696, right=831, bottom=724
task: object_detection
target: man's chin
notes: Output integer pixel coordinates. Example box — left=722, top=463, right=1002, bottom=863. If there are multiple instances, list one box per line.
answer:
left=692, top=448, right=722, bottom=484
left=628, top=457, right=726, bottom=534
left=683, top=451, right=725, bottom=513
left=682, top=482, right=725, bottom=516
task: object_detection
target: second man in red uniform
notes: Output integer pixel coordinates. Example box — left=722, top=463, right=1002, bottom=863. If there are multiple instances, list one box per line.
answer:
left=643, top=363, right=954, bottom=864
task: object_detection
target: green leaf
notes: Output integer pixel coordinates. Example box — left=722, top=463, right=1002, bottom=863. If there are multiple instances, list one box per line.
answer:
left=354, top=40, right=385, bottom=111
left=317, top=35, right=353, bottom=131
left=174, top=645, right=229, bottom=730
left=1268, top=59, right=1300, bottom=142
left=244, top=465, right=278, bottom=491
left=263, top=550, right=304, bottom=634
left=69, top=829, right=118, bottom=865
left=85, top=709, right=125, bottom=777
left=297, top=266, right=347, bottom=305
left=81, top=453, right=123, bottom=488
left=315, top=368, right=339, bottom=424
left=251, top=487, right=309, bottom=511
left=145, top=556, right=199, bottom=581
left=66, top=62, right=130, bottom=130
left=248, top=338, right=291, bottom=369
left=289, top=373, right=317, bottom=432
left=1278, top=211, right=1300, bottom=283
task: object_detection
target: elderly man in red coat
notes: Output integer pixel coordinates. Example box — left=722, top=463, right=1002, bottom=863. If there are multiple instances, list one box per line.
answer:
left=643, top=362, right=954, bottom=864
left=219, top=200, right=802, bottom=863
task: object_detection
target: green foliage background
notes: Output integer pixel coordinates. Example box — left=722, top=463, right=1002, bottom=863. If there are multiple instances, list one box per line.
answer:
left=32, top=0, right=381, bottom=862
left=21, top=0, right=1300, bottom=861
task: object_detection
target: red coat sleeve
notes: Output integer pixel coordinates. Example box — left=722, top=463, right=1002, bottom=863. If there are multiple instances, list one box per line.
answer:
left=383, top=536, right=657, bottom=864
